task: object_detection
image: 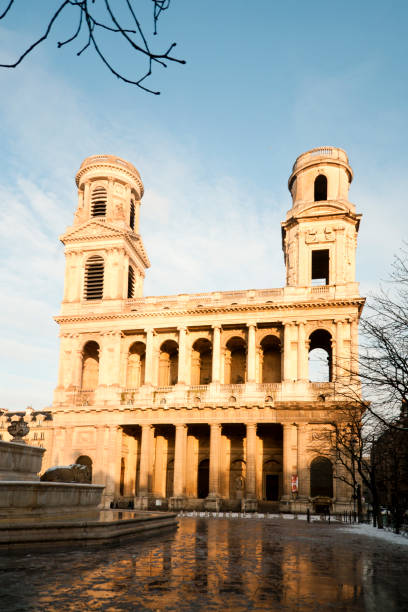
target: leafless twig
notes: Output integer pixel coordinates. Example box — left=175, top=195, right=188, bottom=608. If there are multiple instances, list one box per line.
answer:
left=0, top=0, right=185, bottom=94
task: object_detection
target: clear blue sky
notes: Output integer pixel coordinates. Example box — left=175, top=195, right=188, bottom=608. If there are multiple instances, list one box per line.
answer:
left=0, top=1, right=407, bottom=409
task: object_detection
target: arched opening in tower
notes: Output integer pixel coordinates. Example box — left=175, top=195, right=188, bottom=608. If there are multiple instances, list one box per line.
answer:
left=308, top=329, right=332, bottom=382
left=314, top=174, right=327, bottom=201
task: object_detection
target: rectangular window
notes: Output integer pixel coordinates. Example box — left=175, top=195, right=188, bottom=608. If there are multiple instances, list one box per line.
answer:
left=311, top=249, right=329, bottom=285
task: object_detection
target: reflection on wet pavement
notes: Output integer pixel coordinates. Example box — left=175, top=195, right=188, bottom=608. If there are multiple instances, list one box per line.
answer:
left=1, top=517, right=408, bottom=611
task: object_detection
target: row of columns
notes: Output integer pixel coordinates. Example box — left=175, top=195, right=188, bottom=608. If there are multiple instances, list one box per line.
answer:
left=133, top=319, right=353, bottom=386
left=60, top=317, right=356, bottom=390
left=134, top=421, right=306, bottom=501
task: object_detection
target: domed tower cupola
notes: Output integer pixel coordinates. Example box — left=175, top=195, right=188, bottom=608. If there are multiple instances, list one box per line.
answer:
left=282, top=147, right=361, bottom=290
left=74, top=154, right=144, bottom=231
left=60, top=155, right=150, bottom=307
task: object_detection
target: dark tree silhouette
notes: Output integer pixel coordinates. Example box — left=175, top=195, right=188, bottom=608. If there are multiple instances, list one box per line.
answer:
left=0, top=0, right=185, bottom=94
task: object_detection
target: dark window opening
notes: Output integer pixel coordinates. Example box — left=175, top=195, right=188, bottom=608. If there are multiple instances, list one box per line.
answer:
left=84, top=256, right=104, bottom=300
left=312, top=249, right=329, bottom=286
left=265, top=474, right=279, bottom=501
left=198, top=458, right=209, bottom=498
left=129, top=200, right=135, bottom=230
left=127, top=266, right=135, bottom=298
left=91, top=187, right=107, bottom=217
left=314, top=175, right=327, bottom=201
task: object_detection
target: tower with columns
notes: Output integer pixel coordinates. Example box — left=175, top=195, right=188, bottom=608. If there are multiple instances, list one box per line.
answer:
left=50, top=147, right=364, bottom=513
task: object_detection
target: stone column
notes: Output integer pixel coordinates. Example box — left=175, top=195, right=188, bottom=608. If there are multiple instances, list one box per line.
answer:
left=282, top=423, right=298, bottom=506
left=243, top=423, right=258, bottom=511
left=105, top=425, right=123, bottom=505
left=171, top=424, right=187, bottom=509
left=247, top=324, right=256, bottom=383
left=206, top=423, right=221, bottom=510
left=177, top=326, right=187, bottom=384
left=74, top=339, right=84, bottom=388
left=283, top=322, right=294, bottom=382
left=297, top=424, right=309, bottom=502
left=137, top=424, right=152, bottom=507
left=297, top=322, right=307, bottom=382
left=144, top=328, right=154, bottom=385
left=350, top=318, right=359, bottom=376
left=211, top=325, right=221, bottom=383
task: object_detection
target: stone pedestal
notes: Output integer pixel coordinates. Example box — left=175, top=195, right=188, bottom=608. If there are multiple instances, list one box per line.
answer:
left=241, top=498, right=258, bottom=513
left=134, top=496, right=149, bottom=510
left=204, top=496, right=222, bottom=512
left=0, top=440, right=44, bottom=481
left=169, top=496, right=186, bottom=511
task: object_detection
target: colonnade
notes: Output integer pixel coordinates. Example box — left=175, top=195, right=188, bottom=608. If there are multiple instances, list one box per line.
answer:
left=57, top=317, right=358, bottom=392
left=106, top=421, right=314, bottom=504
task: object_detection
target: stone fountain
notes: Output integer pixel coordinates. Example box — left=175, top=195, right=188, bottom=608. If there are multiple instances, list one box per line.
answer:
left=0, top=419, right=177, bottom=550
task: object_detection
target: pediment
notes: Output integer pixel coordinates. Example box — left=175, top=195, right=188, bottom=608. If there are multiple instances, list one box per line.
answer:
left=60, top=220, right=150, bottom=267
left=60, top=220, right=127, bottom=243
left=296, top=201, right=351, bottom=218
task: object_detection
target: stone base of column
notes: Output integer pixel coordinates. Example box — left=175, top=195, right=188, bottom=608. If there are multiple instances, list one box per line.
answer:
left=134, top=496, right=149, bottom=510
left=280, top=495, right=310, bottom=514
left=204, top=496, right=222, bottom=512
left=241, top=498, right=258, bottom=513
left=102, top=493, right=114, bottom=509
left=169, top=496, right=186, bottom=511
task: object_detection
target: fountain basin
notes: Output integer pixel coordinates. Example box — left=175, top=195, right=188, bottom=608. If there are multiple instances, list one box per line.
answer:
left=0, top=510, right=178, bottom=550
left=0, top=481, right=104, bottom=521
left=0, top=440, right=44, bottom=481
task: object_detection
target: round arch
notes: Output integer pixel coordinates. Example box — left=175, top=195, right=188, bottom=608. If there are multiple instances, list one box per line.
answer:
left=81, top=341, right=100, bottom=389
left=310, top=456, right=333, bottom=498
left=308, top=329, right=332, bottom=382
left=75, top=455, right=92, bottom=482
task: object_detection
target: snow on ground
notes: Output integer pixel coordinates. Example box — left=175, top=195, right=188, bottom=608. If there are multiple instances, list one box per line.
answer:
left=339, top=523, right=408, bottom=546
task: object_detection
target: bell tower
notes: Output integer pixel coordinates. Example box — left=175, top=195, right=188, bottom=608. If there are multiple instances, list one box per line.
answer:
left=282, top=147, right=361, bottom=290
left=60, top=154, right=150, bottom=310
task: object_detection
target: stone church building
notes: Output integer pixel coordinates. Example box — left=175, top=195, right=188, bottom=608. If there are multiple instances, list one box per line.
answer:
left=49, top=147, right=364, bottom=512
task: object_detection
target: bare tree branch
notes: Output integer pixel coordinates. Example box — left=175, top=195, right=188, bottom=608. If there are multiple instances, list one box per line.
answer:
left=0, top=0, right=185, bottom=94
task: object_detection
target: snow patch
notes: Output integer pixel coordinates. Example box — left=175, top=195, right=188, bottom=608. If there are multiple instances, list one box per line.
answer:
left=339, top=523, right=408, bottom=546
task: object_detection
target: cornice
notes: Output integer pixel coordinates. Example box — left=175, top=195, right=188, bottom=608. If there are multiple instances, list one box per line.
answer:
left=60, top=221, right=150, bottom=268
left=55, top=297, right=366, bottom=324
left=76, top=161, right=144, bottom=196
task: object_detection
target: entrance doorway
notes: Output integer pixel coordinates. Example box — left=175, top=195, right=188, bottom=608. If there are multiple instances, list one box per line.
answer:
left=198, top=459, right=209, bottom=498
left=265, top=474, right=279, bottom=501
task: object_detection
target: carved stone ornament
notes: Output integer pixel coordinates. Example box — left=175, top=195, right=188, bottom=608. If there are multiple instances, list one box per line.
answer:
left=7, top=418, right=30, bottom=443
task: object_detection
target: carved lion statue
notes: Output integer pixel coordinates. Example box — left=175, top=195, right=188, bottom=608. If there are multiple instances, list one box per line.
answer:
left=40, top=463, right=91, bottom=483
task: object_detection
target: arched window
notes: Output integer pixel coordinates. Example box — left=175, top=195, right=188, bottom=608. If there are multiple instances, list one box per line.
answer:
left=310, top=457, right=333, bottom=497
left=84, top=256, right=104, bottom=300
left=191, top=338, right=212, bottom=385
left=159, top=340, right=179, bottom=386
left=127, top=342, right=146, bottom=388
left=127, top=265, right=135, bottom=298
left=225, top=337, right=246, bottom=384
left=81, top=341, right=99, bottom=389
left=129, top=200, right=135, bottom=230
left=308, top=329, right=332, bottom=382
left=76, top=455, right=92, bottom=482
left=260, top=335, right=281, bottom=383
left=91, top=186, right=107, bottom=217
left=314, top=175, right=327, bottom=201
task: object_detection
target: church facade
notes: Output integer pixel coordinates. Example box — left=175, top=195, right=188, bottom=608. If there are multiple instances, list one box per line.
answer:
left=49, top=147, right=364, bottom=512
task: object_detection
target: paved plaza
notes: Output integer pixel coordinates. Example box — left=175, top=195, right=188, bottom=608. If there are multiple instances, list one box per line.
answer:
left=1, top=517, right=408, bottom=611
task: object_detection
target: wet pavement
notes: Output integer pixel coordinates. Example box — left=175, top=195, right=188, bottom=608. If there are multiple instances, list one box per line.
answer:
left=1, top=517, right=408, bottom=611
